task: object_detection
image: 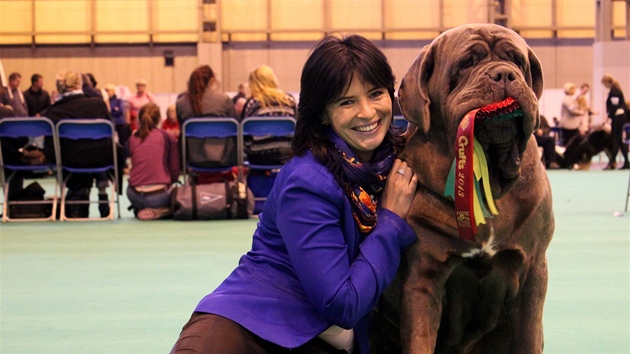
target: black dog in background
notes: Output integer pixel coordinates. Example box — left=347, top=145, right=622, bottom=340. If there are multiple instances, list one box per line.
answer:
left=560, top=128, right=615, bottom=169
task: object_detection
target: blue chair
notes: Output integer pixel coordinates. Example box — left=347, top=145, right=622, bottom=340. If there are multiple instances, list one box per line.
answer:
left=55, top=119, right=120, bottom=221
left=0, top=117, right=58, bottom=222
left=392, top=115, right=409, bottom=131
left=181, top=117, right=241, bottom=184
left=241, top=117, right=296, bottom=213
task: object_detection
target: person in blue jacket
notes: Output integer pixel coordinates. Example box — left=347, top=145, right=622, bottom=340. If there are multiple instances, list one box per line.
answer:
left=171, top=34, right=418, bottom=354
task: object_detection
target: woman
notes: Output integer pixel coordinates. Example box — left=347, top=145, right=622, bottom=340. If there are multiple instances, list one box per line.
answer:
left=126, top=103, right=180, bottom=220
left=241, top=64, right=297, bottom=119
left=171, top=35, right=418, bottom=353
left=104, top=84, right=131, bottom=148
left=176, top=65, right=237, bottom=123
left=161, top=104, right=180, bottom=141
left=558, top=82, right=583, bottom=146
left=601, top=74, right=630, bottom=170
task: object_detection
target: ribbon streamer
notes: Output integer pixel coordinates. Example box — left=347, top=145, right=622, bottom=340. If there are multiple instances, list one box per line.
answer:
left=444, top=112, right=500, bottom=242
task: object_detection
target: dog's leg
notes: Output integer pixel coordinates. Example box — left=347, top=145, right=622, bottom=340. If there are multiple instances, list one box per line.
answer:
left=511, top=256, right=548, bottom=353
left=399, top=240, right=466, bottom=354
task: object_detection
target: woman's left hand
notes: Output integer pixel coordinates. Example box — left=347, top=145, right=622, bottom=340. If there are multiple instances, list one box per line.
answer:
left=380, top=159, right=418, bottom=219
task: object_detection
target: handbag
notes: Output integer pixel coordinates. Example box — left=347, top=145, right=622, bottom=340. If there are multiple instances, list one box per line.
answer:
left=171, top=180, right=254, bottom=220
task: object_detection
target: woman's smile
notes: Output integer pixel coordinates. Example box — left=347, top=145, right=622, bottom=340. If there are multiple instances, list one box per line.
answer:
left=327, top=74, right=393, bottom=161
left=354, top=121, right=380, bottom=132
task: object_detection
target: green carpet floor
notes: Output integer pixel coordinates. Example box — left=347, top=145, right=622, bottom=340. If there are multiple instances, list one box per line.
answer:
left=1, top=168, right=629, bottom=353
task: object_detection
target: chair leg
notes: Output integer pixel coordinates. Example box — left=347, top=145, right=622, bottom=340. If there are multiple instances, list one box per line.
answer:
left=625, top=170, right=630, bottom=212
left=2, top=181, right=9, bottom=223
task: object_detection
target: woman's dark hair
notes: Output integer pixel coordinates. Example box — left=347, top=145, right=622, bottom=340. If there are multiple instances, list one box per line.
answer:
left=292, top=34, right=402, bottom=163
left=188, top=65, right=215, bottom=116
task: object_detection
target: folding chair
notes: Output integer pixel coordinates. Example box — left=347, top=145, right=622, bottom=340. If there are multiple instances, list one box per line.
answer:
left=181, top=117, right=242, bottom=184
left=392, top=115, right=409, bottom=131
left=241, top=117, right=296, bottom=213
left=55, top=119, right=120, bottom=221
left=0, top=117, right=58, bottom=222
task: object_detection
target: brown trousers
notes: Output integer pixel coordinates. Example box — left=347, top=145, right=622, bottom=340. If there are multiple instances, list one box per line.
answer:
left=171, top=312, right=347, bottom=354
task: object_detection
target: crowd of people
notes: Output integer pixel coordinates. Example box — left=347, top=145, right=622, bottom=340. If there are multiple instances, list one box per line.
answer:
left=0, top=58, right=302, bottom=220
left=536, top=78, right=630, bottom=170
left=2, top=43, right=630, bottom=222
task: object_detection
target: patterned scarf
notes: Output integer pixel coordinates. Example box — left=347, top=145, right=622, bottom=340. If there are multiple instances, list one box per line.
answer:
left=328, top=128, right=396, bottom=234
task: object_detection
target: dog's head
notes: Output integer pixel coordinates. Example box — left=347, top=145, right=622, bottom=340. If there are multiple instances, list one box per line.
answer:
left=399, top=24, right=543, bottom=198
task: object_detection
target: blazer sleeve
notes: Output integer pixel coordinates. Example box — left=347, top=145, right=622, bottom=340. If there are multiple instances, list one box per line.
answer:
left=275, top=165, right=416, bottom=329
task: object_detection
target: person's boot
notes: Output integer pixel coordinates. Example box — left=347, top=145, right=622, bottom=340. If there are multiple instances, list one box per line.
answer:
left=98, top=193, right=110, bottom=218
left=604, top=162, right=616, bottom=170
left=65, top=189, right=90, bottom=218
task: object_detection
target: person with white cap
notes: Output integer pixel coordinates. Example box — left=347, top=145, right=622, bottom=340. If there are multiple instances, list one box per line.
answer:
left=128, top=78, right=155, bottom=131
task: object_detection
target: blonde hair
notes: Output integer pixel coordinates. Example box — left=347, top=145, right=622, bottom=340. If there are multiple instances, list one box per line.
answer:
left=137, top=102, right=161, bottom=141
left=166, top=104, right=177, bottom=120
left=55, top=70, right=82, bottom=94
left=563, top=82, right=576, bottom=95
left=601, top=73, right=622, bottom=91
left=248, top=65, right=293, bottom=108
left=576, top=95, right=588, bottom=110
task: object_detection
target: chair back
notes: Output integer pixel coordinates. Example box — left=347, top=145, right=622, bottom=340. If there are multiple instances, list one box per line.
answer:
left=0, top=117, right=55, bottom=138
left=241, top=116, right=296, bottom=169
left=57, top=119, right=115, bottom=140
left=392, top=115, right=408, bottom=131
left=241, top=117, right=296, bottom=138
left=181, top=117, right=241, bottom=181
left=0, top=117, right=56, bottom=171
left=54, top=119, right=117, bottom=172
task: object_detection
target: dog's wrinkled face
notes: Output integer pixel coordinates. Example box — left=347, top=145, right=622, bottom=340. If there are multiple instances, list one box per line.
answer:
left=399, top=24, right=543, bottom=198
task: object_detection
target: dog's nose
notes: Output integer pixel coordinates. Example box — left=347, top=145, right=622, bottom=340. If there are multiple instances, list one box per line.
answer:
left=489, top=67, right=516, bottom=82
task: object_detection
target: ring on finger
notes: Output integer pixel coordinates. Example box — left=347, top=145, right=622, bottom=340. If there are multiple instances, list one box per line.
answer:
left=396, top=168, right=405, bottom=175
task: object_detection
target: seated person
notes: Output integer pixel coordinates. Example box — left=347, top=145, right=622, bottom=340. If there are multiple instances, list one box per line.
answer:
left=241, top=65, right=296, bottom=119
left=534, top=115, right=560, bottom=169
left=126, top=103, right=179, bottom=220
left=42, top=69, right=121, bottom=218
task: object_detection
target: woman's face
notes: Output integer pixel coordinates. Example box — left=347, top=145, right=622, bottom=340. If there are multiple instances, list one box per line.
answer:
left=326, top=74, right=392, bottom=161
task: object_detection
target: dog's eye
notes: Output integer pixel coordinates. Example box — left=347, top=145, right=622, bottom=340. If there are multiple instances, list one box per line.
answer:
left=509, top=53, right=526, bottom=69
left=459, top=58, right=474, bottom=72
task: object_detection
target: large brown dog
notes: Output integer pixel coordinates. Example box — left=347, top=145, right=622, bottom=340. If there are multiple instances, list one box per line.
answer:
left=372, top=24, right=554, bottom=353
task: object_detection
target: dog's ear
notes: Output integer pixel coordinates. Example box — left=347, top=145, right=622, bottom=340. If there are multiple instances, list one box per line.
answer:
left=527, top=48, right=544, bottom=100
left=527, top=48, right=544, bottom=129
left=399, top=44, right=434, bottom=134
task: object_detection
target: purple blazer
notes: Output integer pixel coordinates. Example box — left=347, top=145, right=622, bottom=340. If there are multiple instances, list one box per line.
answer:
left=195, top=150, right=416, bottom=353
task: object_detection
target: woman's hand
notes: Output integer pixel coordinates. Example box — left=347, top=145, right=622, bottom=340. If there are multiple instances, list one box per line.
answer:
left=380, top=159, right=418, bottom=219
